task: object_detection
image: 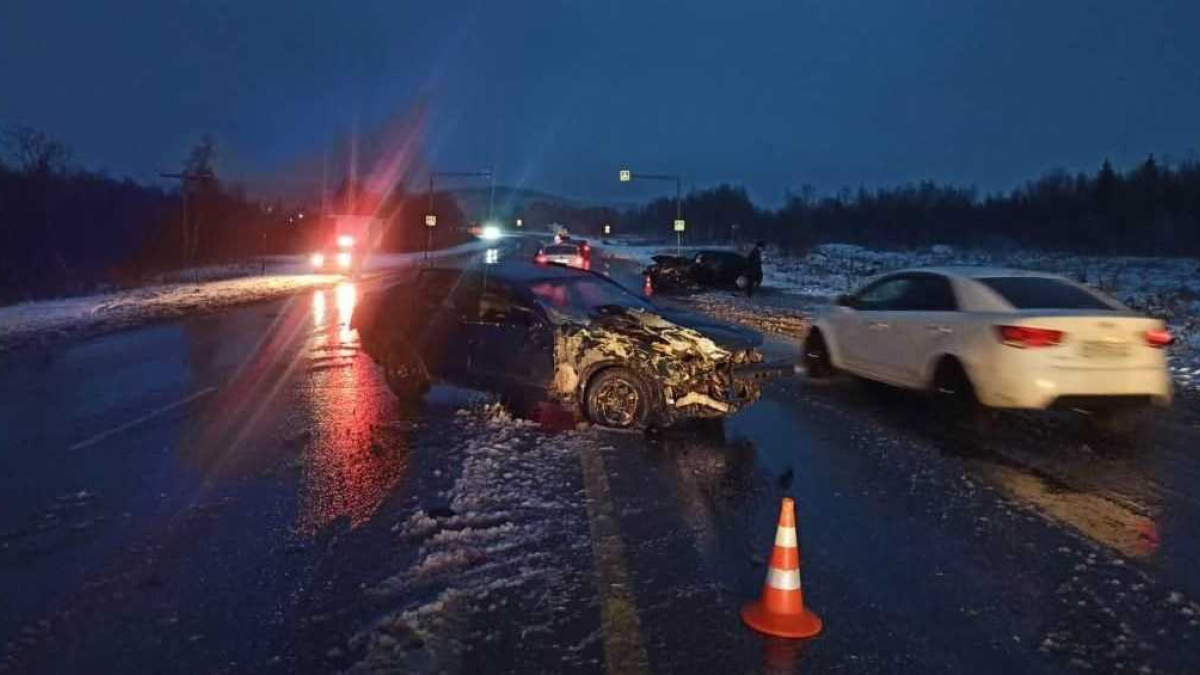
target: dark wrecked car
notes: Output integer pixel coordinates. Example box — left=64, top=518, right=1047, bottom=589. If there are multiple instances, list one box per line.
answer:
left=644, top=249, right=752, bottom=292
left=351, top=261, right=788, bottom=429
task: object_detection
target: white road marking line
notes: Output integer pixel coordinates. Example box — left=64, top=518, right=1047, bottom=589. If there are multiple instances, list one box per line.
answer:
left=68, top=387, right=218, bottom=451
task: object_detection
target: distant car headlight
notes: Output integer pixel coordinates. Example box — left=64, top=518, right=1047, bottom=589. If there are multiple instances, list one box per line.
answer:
left=336, top=252, right=352, bottom=269
left=337, top=235, right=355, bottom=248
left=480, top=225, right=502, bottom=241
left=311, top=253, right=325, bottom=268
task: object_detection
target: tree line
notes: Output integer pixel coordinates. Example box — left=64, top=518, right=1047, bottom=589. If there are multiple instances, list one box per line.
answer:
left=0, top=127, right=472, bottom=304
left=3, top=123, right=1198, bottom=304
left=577, top=156, right=1200, bottom=256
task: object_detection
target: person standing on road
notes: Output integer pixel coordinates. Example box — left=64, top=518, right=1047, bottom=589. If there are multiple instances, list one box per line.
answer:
left=746, top=241, right=765, bottom=297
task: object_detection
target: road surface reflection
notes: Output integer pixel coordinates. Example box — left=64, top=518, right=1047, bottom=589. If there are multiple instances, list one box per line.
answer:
left=298, top=282, right=410, bottom=535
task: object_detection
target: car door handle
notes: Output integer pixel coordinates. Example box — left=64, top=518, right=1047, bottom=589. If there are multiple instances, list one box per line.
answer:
left=926, top=325, right=953, bottom=334
left=868, top=321, right=890, bottom=330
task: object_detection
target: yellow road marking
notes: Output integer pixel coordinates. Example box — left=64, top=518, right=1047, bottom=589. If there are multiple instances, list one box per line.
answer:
left=579, top=446, right=651, bottom=675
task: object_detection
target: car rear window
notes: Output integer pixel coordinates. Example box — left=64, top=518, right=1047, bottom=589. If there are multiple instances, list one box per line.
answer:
left=978, top=277, right=1115, bottom=310
left=543, top=245, right=580, bottom=255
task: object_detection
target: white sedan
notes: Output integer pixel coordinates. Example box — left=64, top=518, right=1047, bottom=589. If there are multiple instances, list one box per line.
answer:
left=805, top=267, right=1173, bottom=428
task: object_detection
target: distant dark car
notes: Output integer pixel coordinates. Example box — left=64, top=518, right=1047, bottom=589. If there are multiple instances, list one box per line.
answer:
left=644, top=249, right=752, bottom=291
left=352, top=262, right=786, bottom=429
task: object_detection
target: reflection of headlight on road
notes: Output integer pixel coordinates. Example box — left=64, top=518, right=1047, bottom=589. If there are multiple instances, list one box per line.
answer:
left=480, top=225, right=502, bottom=240
left=311, top=252, right=325, bottom=268
left=485, top=248, right=499, bottom=264
left=337, top=252, right=352, bottom=269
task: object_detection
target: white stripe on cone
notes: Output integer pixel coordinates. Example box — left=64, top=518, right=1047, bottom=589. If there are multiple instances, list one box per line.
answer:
left=774, top=525, right=797, bottom=549
left=766, top=567, right=801, bottom=591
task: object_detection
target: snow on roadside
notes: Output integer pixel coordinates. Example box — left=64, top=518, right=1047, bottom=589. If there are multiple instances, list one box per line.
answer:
left=0, top=273, right=341, bottom=352
left=0, top=241, right=500, bottom=353
left=607, top=240, right=1200, bottom=390
left=346, top=403, right=598, bottom=673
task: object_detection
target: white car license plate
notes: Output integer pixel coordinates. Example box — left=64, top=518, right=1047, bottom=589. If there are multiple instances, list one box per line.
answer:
left=1081, top=341, right=1130, bottom=359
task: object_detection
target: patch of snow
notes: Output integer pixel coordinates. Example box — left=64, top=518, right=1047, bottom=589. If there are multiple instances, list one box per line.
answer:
left=0, top=273, right=341, bottom=351
left=347, top=403, right=598, bottom=673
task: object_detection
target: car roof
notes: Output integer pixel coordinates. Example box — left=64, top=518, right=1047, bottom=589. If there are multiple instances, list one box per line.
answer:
left=888, top=266, right=1066, bottom=281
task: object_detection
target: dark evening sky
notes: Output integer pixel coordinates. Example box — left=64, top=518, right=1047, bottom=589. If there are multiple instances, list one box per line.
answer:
left=3, top=0, right=1198, bottom=204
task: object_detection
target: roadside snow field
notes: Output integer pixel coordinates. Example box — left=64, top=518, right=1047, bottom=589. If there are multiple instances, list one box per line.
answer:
left=601, top=241, right=1200, bottom=391
left=0, top=273, right=342, bottom=351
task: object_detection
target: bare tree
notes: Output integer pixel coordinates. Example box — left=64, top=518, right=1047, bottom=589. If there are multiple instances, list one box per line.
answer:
left=1, top=125, right=71, bottom=174
left=184, top=134, right=217, bottom=176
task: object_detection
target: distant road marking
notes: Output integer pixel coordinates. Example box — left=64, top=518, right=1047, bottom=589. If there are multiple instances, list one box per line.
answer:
left=69, top=387, right=217, bottom=451
left=579, top=447, right=651, bottom=675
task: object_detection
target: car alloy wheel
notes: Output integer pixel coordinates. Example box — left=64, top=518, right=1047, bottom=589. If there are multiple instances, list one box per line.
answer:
left=594, top=378, right=640, bottom=427
left=586, top=368, right=651, bottom=429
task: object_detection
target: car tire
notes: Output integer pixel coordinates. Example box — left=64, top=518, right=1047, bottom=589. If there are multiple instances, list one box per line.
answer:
left=933, top=357, right=979, bottom=411
left=384, top=344, right=429, bottom=402
left=803, top=329, right=837, bottom=379
left=584, top=367, right=652, bottom=430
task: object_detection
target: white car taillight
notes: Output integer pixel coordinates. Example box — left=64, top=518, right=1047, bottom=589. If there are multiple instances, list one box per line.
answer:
left=1145, top=329, right=1173, bottom=348
left=996, top=325, right=1064, bottom=348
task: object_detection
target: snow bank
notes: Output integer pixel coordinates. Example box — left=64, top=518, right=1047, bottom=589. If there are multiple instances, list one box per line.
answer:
left=600, top=243, right=736, bottom=268
left=606, top=241, right=1200, bottom=390
left=0, top=273, right=340, bottom=351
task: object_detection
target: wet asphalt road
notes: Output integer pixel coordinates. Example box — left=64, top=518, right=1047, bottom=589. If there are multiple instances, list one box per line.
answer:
left=2, top=244, right=1200, bottom=674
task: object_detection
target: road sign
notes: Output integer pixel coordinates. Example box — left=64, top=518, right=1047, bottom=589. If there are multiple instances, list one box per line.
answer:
left=674, top=219, right=686, bottom=232
left=619, top=169, right=632, bottom=182
left=425, top=214, right=437, bottom=227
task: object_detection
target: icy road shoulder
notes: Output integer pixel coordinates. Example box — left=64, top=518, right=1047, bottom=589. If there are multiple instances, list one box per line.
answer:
left=346, top=403, right=605, bottom=674
left=0, top=273, right=341, bottom=352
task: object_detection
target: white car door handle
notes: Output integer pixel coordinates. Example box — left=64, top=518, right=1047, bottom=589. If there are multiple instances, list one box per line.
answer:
left=868, top=321, right=890, bottom=330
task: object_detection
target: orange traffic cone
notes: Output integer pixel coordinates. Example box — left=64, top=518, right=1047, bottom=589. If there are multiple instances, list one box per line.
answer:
left=642, top=274, right=654, bottom=297
left=741, top=498, right=823, bottom=639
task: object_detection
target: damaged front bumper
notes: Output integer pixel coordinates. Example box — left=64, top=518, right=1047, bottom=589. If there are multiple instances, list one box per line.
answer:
left=666, top=359, right=795, bottom=419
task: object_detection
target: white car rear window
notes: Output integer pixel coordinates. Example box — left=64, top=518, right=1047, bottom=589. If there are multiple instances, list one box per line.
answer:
left=978, top=277, right=1114, bottom=310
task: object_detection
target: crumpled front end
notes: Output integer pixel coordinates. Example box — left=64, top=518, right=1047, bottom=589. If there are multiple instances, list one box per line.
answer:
left=548, top=308, right=763, bottom=423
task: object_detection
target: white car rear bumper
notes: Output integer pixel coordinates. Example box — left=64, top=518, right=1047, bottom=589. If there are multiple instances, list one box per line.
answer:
left=973, top=362, right=1173, bottom=410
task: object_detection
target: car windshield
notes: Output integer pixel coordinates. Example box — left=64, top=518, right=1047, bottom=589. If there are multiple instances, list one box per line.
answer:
left=528, top=277, right=651, bottom=320
left=978, top=277, right=1117, bottom=310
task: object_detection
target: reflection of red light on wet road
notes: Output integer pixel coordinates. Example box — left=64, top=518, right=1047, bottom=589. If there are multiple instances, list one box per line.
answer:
left=299, top=280, right=409, bottom=535
left=335, top=282, right=356, bottom=344
left=312, top=289, right=327, bottom=328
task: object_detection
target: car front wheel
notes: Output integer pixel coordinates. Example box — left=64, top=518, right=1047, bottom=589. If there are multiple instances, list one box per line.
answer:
left=803, top=329, right=837, bottom=379
left=384, top=345, right=429, bottom=402
left=585, top=368, right=651, bottom=430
